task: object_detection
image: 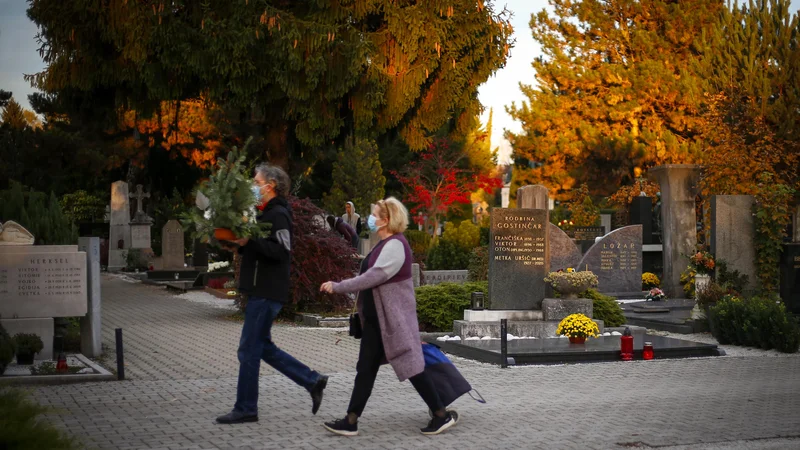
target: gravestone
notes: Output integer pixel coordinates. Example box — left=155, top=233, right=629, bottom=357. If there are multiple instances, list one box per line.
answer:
left=549, top=222, right=581, bottom=272
left=516, top=185, right=549, bottom=210
left=129, top=185, right=153, bottom=250
left=573, top=226, right=606, bottom=253
left=780, top=244, right=800, bottom=314
left=192, top=239, right=209, bottom=268
left=501, top=184, right=510, bottom=208
left=711, top=195, right=756, bottom=291
left=577, top=225, right=643, bottom=294
left=489, top=208, right=549, bottom=309
left=793, top=205, right=800, bottom=243
left=162, top=220, right=185, bottom=269
left=1, top=228, right=87, bottom=360
left=649, top=165, right=701, bottom=298
left=108, top=181, right=131, bottom=270
left=422, top=270, right=469, bottom=286
left=600, top=214, right=612, bottom=236
left=629, top=196, right=654, bottom=244
left=78, top=237, right=102, bottom=357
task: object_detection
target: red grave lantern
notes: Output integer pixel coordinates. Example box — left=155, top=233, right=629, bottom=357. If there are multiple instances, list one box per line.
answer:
left=620, top=327, right=634, bottom=361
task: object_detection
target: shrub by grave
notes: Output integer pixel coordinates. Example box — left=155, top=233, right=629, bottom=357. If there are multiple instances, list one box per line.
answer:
left=582, top=288, right=625, bottom=327
left=0, top=323, right=16, bottom=375
left=467, top=245, right=489, bottom=281
left=416, top=281, right=488, bottom=332
left=696, top=281, right=732, bottom=310
left=715, top=260, right=749, bottom=294
left=125, top=248, right=150, bottom=271
left=426, top=221, right=480, bottom=270
left=13, top=333, right=44, bottom=358
left=405, top=230, right=433, bottom=264
left=709, top=295, right=800, bottom=353
left=0, top=388, right=80, bottom=450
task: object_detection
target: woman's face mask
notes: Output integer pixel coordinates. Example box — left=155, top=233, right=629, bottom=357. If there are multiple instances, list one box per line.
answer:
left=367, top=214, right=385, bottom=232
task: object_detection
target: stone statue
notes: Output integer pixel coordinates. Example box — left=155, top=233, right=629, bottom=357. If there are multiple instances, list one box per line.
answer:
left=0, top=221, right=35, bottom=246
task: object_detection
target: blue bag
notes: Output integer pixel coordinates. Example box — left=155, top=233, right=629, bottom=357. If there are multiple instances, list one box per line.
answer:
left=422, top=343, right=486, bottom=407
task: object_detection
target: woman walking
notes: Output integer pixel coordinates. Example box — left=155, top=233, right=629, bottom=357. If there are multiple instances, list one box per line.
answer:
left=319, top=197, right=458, bottom=436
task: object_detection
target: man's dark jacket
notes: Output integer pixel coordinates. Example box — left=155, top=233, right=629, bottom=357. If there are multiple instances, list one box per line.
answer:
left=238, top=197, right=292, bottom=303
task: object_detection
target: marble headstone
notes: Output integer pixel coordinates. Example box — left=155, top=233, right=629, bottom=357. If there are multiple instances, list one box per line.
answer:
left=0, top=221, right=35, bottom=245
left=549, top=222, right=581, bottom=272
left=516, top=185, right=549, bottom=210
left=130, top=225, right=152, bottom=249
left=161, top=220, right=185, bottom=269
left=489, top=208, right=549, bottom=310
left=108, top=181, right=131, bottom=269
left=711, top=195, right=756, bottom=291
left=577, top=225, right=643, bottom=294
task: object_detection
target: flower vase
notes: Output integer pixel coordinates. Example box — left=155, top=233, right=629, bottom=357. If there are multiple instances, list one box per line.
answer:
left=568, top=336, right=586, bottom=344
left=694, top=274, right=711, bottom=301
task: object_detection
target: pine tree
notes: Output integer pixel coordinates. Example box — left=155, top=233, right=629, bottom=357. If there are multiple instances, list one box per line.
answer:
left=507, top=0, right=720, bottom=199
left=322, top=138, right=386, bottom=218
left=1, top=99, right=28, bottom=129
left=0, top=90, right=11, bottom=108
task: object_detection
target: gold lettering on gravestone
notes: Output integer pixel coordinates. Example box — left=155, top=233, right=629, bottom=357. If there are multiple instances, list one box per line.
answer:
left=493, top=215, right=545, bottom=266
left=600, top=242, right=638, bottom=271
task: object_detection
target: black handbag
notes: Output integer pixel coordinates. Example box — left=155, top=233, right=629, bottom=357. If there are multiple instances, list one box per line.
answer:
left=349, top=295, right=362, bottom=339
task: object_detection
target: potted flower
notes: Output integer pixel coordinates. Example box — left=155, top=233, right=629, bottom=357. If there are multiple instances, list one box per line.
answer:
left=642, top=272, right=660, bottom=290
left=544, top=268, right=598, bottom=299
left=556, top=313, right=600, bottom=344
left=13, top=333, right=43, bottom=365
left=688, top=250, right=715, bottom=300
left=184, top=137, right=271, bottom=244
left=208, top=261, right=231, bottom=273
left=645, top=287, right=666, bottom=301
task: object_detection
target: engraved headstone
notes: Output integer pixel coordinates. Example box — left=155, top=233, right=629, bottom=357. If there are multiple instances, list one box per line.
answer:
left=422, top=270, right=469, bottom=286
left=129, top=184, right=152, bottom=224
left=108, top=181, right=131, bottom=270
left=711, top=195, right=756, bottom=291
left=573, top=226, right=606, bottom=253
left=549, top=222, right=581, bottom=271
left=130, top=225, right=152, bottom=249
left=489, top=208, right=549, bottom=309
left=516, top=185, right=549, bottom=210
left=630, top=197, right=654, bottom=244
left=162, top=220, right=185, bottom=269
left=577, top=225, right=643, bottom=294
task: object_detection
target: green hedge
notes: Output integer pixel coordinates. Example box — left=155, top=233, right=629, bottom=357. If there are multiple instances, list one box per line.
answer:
left=582, top=289, right=626, bottom=327
left=709, top=295, right=800, bottom=353
left=0, top=388, right=81, bottom=449
left=416, top=281, right=488, bottom=331
left=426, top=239, right=471, bottom=270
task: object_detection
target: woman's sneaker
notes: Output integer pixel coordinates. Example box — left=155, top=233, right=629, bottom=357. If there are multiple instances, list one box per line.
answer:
left=323, top=417, right=358, bottom=436
left=429, top=408, right=459, bottom=424
left=421, top=410, right=458, bottom=435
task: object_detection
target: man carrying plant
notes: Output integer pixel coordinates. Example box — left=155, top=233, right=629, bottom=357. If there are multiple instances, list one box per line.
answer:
left=216, top=163, right=329, bottom=424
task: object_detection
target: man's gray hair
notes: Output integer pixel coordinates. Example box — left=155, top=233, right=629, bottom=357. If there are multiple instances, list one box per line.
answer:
left=255, top=163, right=291, bottom=197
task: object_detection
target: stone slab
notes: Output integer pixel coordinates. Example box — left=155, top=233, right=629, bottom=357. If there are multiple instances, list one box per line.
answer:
left=161, top=220, right=185, bottom=269
left=422, top=270, right=468, bottom=285
left=711, top=195, right=756, bottom=291
left=578, top=225, right=642, bottom=294
left=549, top=222, right=581, bottom=272
left=489, top=208, right=549, bottom=309
left=0, top=318, right=54, bottom=360
left=630, top=196, right=654, bottom=244
left=78, top=237, right=102, bottom=358
left=453, top=319, right=604, bottom=339
left=573, top=226, right=605, bottom=242
left=130, top=224, right=152, bottom=249
left=542, top=298, right=593, bottom=321
left=463, top=309, right=543, bottom=322
left=0, top=249, right=87, bottom=318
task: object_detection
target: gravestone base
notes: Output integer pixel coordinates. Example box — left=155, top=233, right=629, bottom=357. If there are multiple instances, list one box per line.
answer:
left=541, top=298, right=593, bottom=322
left=0, top=318, right=54, bottom=360
left=463, top=310, right=543, bottom=322
left=453, top=319, right=604, bottom=339
left=108, top=249, right=127, bottom=271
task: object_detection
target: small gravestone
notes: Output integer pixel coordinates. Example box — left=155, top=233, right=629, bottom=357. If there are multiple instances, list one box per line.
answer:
left=489, top=208, right=549, bottom=309
left=780, top=244, right=800, bottom=314
left=573, top=226, right=606, bottom=253
left=516, top=185, right=549, bottom=210
left=108, top=181, right=131, bottom=270
left=422, top=270, right=469, bottom=286
left=630, top=196, right=654, bottom=244
left=711, top=195, right=756, bottom=291
left=549, top=223, right=581, bottom=271
left=162, top=220, right=185, bottom=269
left=192, top=238, right=209, bottom=268
left=577, top=225, right=642, bottom=294
left=129, top=185, right=153, bottom=249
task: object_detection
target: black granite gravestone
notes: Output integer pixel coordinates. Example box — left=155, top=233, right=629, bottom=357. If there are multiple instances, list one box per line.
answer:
left=577, top=225, right=643, bottom=294
left=780, top=244, right=800, bottom=314
left=489, top=208, right=549, bottom=309
left=574, top=226, right=606, bottom=253
left=192, top=239, right=209, bottom=268
left=630, top=197, right=654, bottom=244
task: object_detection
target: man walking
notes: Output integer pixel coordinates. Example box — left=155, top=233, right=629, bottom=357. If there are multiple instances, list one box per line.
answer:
left=216, top=163, right=328, bottom=424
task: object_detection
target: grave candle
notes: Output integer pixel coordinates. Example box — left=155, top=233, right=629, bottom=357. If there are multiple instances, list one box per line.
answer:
left=643, top=342, right=654, bottom=360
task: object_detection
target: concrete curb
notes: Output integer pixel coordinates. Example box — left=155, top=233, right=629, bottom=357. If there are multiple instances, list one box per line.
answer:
left=1, top=354, right=116, bottom=385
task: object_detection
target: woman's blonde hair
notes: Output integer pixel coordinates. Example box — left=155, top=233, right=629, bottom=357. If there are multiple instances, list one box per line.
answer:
left=373, top=197, right=409, bottom=234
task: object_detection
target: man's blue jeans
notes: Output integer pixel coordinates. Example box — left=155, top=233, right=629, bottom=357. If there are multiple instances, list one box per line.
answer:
left=234, top=297, right=320, bottom=415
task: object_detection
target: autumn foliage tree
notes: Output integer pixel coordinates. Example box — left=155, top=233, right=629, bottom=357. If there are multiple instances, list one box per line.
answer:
left=393, top=139, right=501, bottom=236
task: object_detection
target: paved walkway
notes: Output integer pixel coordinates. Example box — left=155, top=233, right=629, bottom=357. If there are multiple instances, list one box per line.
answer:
left=28, top=276, right=800, bottom=450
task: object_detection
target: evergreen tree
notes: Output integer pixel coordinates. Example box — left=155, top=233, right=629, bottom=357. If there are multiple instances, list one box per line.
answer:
left=1, top=99, right=28, bottom=129
left=322, top=138, right=386, bottom=218
left=507, top=0, right=720, bottom=199
left=0, top=90, right=11, bottom=108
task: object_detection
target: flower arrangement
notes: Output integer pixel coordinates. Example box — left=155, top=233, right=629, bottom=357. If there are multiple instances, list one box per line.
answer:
left=557, top=219, right=574, bottom=229
left=556, top=313, right=600, bottom=339
left=544, top=269, right=598, bottom=298
left=208, top=261, right=231, bottom=272
left=688, top=250, right=715, bottom=275
left=645, top=288, right=666, bottom=301
left=642, top=272, right=660, bottom=290
left=184, top=137, right=270, bottom=243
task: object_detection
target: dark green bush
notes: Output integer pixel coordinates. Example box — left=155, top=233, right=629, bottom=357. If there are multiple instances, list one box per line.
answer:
left=0, top=323, right=16, bottom=375
left=0, top=388, right=81, bottom=449
left=582, top=288, right=625, bottom=327
left=405, top=230, right=433, bottom=264
left=467, top=246, right=489, bottom=281
left=125, top=248, right=150, bottom=271
left=715, top=260, right=749, bottom=294
left=426, top=239, right=471, bottom=270
left=416, top=281, right=488, bottom=331
left=696, top=281, right=733, bottom=310
left=709, top=295, right=800, bottom=353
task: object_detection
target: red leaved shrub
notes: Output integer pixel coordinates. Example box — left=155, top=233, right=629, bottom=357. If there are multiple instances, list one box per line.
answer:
left=288, top=197, right=359, bottom=314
